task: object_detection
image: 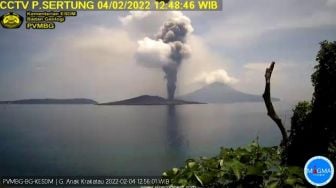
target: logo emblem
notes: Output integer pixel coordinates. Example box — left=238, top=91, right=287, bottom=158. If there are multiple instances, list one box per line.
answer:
left=0, top=12, right=24, bottom=29
left=304, top=156, right=334, bottom=186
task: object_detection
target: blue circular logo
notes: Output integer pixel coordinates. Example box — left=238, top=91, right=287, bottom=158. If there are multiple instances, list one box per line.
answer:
left=304, top=156, right=334, bottom=186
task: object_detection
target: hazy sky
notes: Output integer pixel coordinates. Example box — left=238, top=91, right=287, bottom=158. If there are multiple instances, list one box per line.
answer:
left=1, top=0, right=336, bottom=103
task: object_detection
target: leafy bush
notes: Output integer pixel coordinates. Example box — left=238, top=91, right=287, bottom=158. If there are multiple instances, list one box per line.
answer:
left=286, top=41, right=336, bottom=166
left=286, top=101, right=312, bottom=166
left=163, top=141, right=306, bottom=187
left=310, top=40, right=336, bottom=157
left=291, top=101, right=312, bottom=132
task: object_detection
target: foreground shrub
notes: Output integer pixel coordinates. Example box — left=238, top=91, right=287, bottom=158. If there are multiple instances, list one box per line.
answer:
left=163, top=141, right=306, bottom=187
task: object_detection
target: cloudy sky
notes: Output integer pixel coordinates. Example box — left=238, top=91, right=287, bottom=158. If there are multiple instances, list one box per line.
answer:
left=0, top=0, right=336, bottom=103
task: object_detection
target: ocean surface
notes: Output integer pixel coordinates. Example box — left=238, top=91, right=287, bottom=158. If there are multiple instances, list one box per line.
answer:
left=0, top=103, right=292, bottom=176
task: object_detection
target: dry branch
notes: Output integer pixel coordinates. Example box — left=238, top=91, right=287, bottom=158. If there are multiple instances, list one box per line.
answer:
left=263, top=62, right=288, bottom=146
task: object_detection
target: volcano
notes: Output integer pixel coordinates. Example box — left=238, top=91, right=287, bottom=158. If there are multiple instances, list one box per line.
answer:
left=179, top=82, right=280, bottom=103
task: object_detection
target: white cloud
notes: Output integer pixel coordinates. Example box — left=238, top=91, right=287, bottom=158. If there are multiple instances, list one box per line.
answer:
left=118, top=11, right=170, bottom=39
left=194, top=69, right=238, bottom=85
left=164, top=11, right=194, bottom=34
left=119, top=11, right=152, bottom=25
left=136, top=37, right=172, bottom=68
left=119, top=11, right=195, bottom=40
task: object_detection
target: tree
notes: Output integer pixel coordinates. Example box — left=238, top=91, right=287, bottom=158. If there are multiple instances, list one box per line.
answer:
left=310, top=40, right=336, bottom=157
left=287, top=41, right=336, bottom=167
left=287, top=101, right=312, bottom=166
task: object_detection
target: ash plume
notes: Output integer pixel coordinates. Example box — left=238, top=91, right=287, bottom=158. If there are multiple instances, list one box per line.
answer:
left=136, top=12, right=193, bottom=100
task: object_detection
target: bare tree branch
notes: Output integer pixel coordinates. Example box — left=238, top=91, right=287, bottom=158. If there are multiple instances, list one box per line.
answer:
left=263, top=62, right=288, bottom=146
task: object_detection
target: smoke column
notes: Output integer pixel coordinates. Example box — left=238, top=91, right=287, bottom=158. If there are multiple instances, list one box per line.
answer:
left=136, top=12, right=193, bottom=100
left=157, top=15, right=192, bottom=100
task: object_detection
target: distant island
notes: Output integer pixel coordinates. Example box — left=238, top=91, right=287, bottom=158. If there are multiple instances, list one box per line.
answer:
left=0, top=98, right=98, bottom=105
left=179, top=82, right=280, bottom=103
left=99, top=95, right=203, bottom=105
left=0, top=83, right=279, bottom=105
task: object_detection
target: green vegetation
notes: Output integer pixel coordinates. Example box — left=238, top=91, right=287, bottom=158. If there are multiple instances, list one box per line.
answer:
left=163, top=140, right=305, bottom=187
left=287, top=41, right=336, bottom=167
left=286, top=101, right=312, bottom=166
left=310, top=40, right=336, bottom=157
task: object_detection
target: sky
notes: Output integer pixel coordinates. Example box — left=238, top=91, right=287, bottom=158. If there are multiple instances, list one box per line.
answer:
left=0, top=0, right=336, bottom=103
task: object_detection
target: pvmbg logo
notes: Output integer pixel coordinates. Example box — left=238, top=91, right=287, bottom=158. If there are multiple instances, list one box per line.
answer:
left=0, top=12, right=24, bottom=29
left=304, top=156, right=334, bottom=186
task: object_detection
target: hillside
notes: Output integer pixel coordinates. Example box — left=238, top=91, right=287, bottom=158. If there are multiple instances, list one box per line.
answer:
left=99, top=95, right=203, bottom=105
left=179, top=82, right=280, bottom=103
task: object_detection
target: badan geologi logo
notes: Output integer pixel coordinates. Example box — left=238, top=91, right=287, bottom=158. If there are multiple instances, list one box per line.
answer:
left=304, top=156, right=334, bottom=186
left=0, top=12, right=24, bottom=29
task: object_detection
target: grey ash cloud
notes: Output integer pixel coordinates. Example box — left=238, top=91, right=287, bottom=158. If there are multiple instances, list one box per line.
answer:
left=135, top=12, right=193, bottom=100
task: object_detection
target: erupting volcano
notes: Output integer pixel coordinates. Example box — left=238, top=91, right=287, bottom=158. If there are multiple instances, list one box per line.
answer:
left=135, top=12, right=193, bottom=100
